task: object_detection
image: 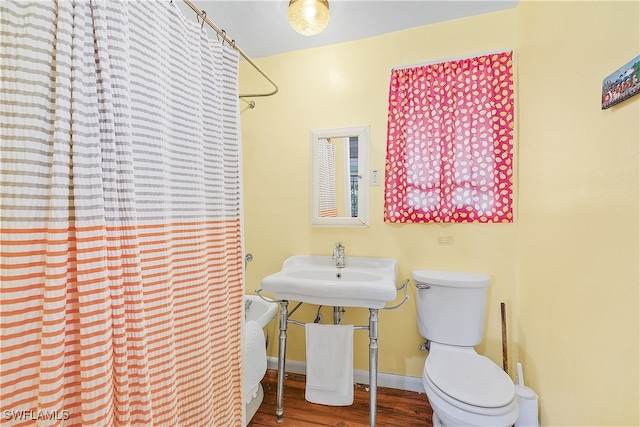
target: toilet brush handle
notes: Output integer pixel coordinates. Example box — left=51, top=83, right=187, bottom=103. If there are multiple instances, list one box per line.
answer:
left=517, top=362, right=525, bottom=388
left=501, top=302, right=508, bottom=372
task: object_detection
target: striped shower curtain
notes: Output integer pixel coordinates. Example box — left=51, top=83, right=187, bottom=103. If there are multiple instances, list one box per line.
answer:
left=317, top=139, right=337, bottom=218
left=1, top=1, right=243, bottom=426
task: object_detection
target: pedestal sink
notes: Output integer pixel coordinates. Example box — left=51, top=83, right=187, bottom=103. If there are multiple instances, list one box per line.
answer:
left=259, top=255, right=402, bottom=427
left=261, top=255, right=399, bottom=308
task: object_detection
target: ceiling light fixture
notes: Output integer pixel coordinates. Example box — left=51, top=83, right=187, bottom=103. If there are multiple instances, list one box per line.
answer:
left=288, top=0, right=330, bottom=36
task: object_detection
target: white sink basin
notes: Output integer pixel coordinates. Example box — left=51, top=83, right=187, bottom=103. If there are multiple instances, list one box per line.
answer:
left=261, top=255, right=398, bottom=308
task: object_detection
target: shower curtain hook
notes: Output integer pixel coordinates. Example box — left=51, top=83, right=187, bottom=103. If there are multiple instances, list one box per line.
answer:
left=199, top=10, right=206, bottom=29
left=220, top=30, right=226, bottom=45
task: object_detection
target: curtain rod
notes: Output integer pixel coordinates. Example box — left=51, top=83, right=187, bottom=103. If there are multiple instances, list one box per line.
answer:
left=181, top=0, right=279, bottom=106
left=391, top=49, right=512, bottom=71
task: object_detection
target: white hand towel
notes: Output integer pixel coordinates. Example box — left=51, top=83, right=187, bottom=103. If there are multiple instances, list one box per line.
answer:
left=243, top=320, right=267, bottom=404
left=305, top=323, right=354, bottom=406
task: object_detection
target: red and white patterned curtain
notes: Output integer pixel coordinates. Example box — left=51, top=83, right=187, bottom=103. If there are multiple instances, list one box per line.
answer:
left=385, top=51, right=514, bottom=223
left=1, top=1, right=243, bottom=425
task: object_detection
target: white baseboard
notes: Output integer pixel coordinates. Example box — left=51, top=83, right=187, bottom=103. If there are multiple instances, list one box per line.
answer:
left=266, top=357, right=425, bottom=394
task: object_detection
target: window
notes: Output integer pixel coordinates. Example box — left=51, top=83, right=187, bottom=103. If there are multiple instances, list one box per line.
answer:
left=384, top=52, right=514, bottom=223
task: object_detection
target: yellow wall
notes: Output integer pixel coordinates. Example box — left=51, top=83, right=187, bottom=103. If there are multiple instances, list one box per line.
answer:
left=241, top=7, right=519, bottom=379
left=240, top=2, right=639, bottom=425
left=515, top=1, right=639, bottom=425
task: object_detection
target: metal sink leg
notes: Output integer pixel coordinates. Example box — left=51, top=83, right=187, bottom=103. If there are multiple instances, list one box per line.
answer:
left=369, top=308, right=379, bottom=427
left=274, top=303, right=381, bottom=426
left=276, top=300, right=288, bottom=423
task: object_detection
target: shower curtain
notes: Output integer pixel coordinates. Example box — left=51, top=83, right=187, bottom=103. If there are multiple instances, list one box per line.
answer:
left=1, top=1, right=243, bottom=426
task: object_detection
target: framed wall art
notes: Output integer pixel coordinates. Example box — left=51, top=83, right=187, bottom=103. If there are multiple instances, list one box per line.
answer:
left=602, top=55, right=640, bottom=109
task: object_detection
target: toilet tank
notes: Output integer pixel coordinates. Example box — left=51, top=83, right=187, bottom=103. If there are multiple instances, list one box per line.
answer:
left=412, top=270, right=490, bottom=346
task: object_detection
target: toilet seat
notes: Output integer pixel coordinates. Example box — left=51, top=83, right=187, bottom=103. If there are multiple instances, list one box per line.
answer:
left=423, top=370, right=519, bottom=427
left=425, top=347, right=515, bottom=410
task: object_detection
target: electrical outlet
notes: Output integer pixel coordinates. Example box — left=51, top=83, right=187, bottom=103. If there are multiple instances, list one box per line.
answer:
left=370, top=168, right=381, bottom=186
left=438, top=236, right=454, bottom=245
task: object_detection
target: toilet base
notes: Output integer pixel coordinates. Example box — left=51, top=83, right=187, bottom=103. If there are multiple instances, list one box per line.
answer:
left=432, top=412, right=444, bottom=427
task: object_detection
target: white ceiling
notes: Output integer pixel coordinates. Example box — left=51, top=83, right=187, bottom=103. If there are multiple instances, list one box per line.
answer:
left=176, top=0, right=519, bottom=59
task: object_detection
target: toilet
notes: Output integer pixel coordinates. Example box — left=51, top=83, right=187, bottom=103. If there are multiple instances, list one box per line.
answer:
left=412, top=270, right=519, bottom=427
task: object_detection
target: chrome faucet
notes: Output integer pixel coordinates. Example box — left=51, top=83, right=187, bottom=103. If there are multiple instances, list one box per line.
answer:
left=332, top=242, right=345, bottom=268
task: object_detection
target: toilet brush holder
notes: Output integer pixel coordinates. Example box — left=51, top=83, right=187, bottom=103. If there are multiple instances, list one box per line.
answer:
left=515, top=385, right=539, bottom=427
left=515, top=363, right=539, bottom=427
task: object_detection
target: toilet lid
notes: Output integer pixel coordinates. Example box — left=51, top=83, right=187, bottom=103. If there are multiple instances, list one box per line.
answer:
left=425, top=350, right=515, bottom=408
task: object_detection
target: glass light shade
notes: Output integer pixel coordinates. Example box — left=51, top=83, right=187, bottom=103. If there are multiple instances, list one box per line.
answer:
left=288, top=0, right=330, bottom=36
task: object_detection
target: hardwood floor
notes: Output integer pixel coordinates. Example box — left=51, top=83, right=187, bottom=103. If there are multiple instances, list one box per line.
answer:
left=248, top=370, right=433, bottom=427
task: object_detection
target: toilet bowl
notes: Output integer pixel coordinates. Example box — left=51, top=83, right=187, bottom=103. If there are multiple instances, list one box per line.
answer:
left=412, top=270, right=518, bottom=427
left=423, top=343, right=518, bottom=427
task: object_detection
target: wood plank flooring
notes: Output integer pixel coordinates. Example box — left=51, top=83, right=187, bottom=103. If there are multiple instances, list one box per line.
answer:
left=248, top=370, right=433, bottom=427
